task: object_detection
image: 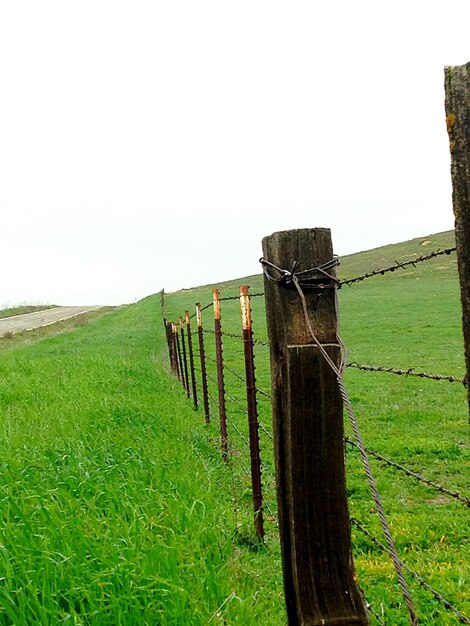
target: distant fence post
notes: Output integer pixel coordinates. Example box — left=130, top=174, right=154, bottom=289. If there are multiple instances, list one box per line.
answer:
left=179, top=317, right=190, bottom=398
left=213, top=289, right=229, bottom=462
left=160, top=289, right=166, bottom=328
left=185, top=310, right=198, bottom=410
left=445, top=63, right=470, bottom=426
left=167, top=321, right=178, bottom=375
left=239, top=286, right=264, bottom=541
left=196, top=303, right=211, bottom=423
left=262, top=228, right=370, bottom=626
left=174, top=323, right=183, bottom=383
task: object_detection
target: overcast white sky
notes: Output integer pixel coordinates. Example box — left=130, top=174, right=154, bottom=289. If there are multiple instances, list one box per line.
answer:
left=1, top=1, right=469, bottom=306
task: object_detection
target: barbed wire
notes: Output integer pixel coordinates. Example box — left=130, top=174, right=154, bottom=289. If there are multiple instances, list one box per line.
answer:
left=258, top=422, right=273, bottom=440
left=347, top=361, right=466, bottom=385
left=345, top=437, right=470, bottom=507
left=204, top=354, right=247, bottom=385
left=340, top=247, right=457, bottom=287
left=202, top=327, right=269, bottom=347
left=226, top=416, right=250, bottom=447
left=351, top=518, right=470, bottom=624
left=256, top=387, right=272, bottom=400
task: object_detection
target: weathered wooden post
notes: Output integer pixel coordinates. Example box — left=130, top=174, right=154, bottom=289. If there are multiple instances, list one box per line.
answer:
left=262, top=228, right=369, bottom=626
left=445, top=63, right=470, bottom=426
left=213, top=289, right=229, bottom=462
left=240, top=286, right=264, bottom=540
left=196, top=303, right=211, bottom=423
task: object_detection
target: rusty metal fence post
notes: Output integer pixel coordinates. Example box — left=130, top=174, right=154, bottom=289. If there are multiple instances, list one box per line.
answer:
left=240, top=286, right=265, bottom=541
left=185, top=310, right=198, bottom=410
left=167, top=321, right=178, bottom=375
left=213, top=289, right=228, bottom=462
left=174, top=323, right=183, bottom=383
left=179, top=317, right=190, bottom=398
left=196, top=303, right=211, bottom=424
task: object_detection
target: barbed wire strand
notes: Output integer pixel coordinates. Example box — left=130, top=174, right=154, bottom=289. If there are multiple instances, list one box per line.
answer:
left=345, top=437, right=470, bottom=507
left=202, top=327, right=269, bottom=347
left=347, top=362, right=466, bottom=385
left=351, top=518, right=470, bottom=624
left=204, top=354, right=247, bottom=385
left=340, top=247, right=456, bottom=287
left=261, top=257, right=418, bottom=626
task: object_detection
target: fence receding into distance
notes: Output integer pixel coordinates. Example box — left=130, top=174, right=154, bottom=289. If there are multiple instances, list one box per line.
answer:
left=161, top=228, right=469, bottom=626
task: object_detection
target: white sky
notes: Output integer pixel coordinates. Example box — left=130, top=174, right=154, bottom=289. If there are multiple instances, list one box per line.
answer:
left=1, top=1, right=469, bottom=306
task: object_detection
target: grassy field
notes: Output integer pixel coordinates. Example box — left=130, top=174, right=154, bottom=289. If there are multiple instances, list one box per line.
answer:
left=163, top=230, right=469, bottom=625
left=0, top=230, right=468, bottom=624
left=0, top=301, right=285, bottom=625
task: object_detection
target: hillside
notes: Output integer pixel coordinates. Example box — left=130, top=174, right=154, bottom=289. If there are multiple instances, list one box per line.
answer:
left=163, top=227, right=469, bottom=625
left=176, top=229, right=456, bottom=296
left=0, top=229, right=467, bottom=625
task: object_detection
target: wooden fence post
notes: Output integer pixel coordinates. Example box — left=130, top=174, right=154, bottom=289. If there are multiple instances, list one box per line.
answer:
left=445, top=63, right=470, bottom=427
left=196, top=303, right=211, bottom=424
left=240, top=286, right=264, bottom=541
left=213, top=289, right=229, bottom=462
left=262, top=228, right=369, bottom=626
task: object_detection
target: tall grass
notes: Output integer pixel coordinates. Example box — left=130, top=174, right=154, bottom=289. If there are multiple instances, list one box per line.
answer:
left=0, top=301, right=285, bottom=625
left=0, top=230, right=468, bottom=624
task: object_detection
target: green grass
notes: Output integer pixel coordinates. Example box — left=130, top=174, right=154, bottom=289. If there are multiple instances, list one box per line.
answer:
left=0, top=300, right=285, bottom=625
left=164, top=229, right=469, bottom=625
left=0, top=230, right=468, bottom=625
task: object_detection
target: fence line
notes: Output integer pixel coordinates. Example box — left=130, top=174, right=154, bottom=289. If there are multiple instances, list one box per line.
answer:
left=161, top=241, right=469, bottom=625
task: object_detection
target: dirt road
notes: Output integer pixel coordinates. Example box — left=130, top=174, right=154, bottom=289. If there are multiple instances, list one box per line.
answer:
left=0, top=306, right=102, bottom=337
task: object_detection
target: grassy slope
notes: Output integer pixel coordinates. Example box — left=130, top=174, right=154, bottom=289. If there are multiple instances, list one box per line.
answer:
left=164, top=229, right=469, bottom=625
left=0, top=301, right=284, bottom=625
left=0, top=230, right=467, bottom=625
left=0, top=305, right=57, bottom=320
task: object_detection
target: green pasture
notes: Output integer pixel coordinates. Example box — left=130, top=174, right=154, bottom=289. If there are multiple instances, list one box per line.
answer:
left=164, top=230, right=469, bottom=625
left=0, top=229, right=468, bottom=624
